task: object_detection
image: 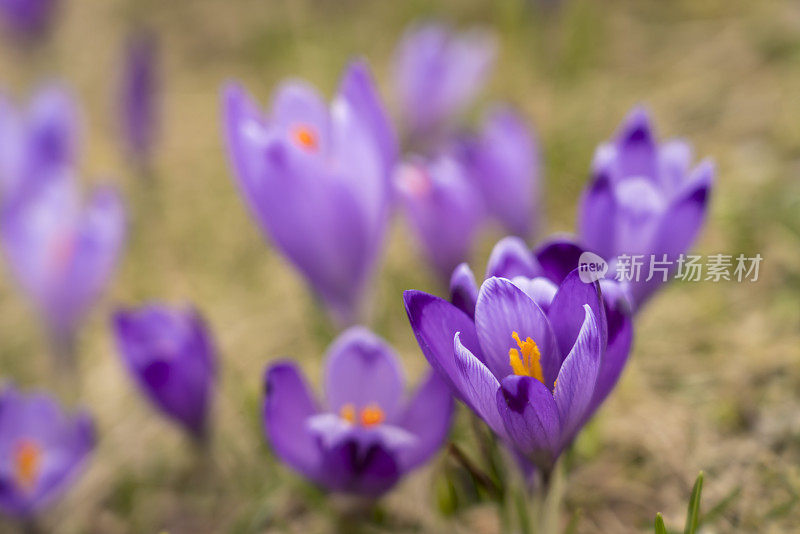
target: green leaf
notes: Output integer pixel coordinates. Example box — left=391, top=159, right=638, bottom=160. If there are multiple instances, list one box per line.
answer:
left=654, top=513, right=667, bottom=534
left=684, top=471, right=704, bottom=534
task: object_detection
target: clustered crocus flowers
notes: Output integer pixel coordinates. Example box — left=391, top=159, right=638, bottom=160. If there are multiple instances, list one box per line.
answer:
left=0, top=15, right=716, bottom=530
left=262, top=327, right=453, bottom=495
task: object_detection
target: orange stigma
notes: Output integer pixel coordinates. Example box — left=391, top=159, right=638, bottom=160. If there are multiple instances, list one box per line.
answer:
left=509, top=331, right=544, bottom=383
left=359, top=404, right=386, bottom=427
left=291, top=124, right=318, bottom=151
left=14, top=439, right=42, bottom=492
left=339, top=403, right=385, bottom=428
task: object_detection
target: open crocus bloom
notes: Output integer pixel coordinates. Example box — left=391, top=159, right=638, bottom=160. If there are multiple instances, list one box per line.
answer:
left=222, top=60, right=396, bottom=325
left=0, top=84, right=81, bottom=205
left=578, top=107, right=714, bottom=309
left=0, top=386, right=94, bottom=518
left=112, top=304, right=216, bottom=439
left=395, top=153, right=484, bottom=283
left=406, top=265, right=626, bottom=474
left=393, top=22, right=496, bottom=142
left=0, top=175, right=126, bottom=345
left=458, top=105, right=541, bottom=239
left=449, top=236, right=633, bottom=408
left=262, top=327, right=453, bottom=496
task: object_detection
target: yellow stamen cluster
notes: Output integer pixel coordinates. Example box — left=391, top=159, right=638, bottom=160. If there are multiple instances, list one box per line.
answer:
left=509, top=331, right=544, bottom=383
left=14, top=439, right=41, bottom=491
left=339, top=403, right=386, bottom=428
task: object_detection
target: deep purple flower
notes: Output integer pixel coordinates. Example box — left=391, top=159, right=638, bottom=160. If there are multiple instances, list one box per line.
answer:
left=450, top=236, right=634, bottom=408
left=119, top=30, right=159, bottom=169
left=262, top=327, right=453, bottom=497
left=578, top=107, right=714, bottom=309
left=405, top=272, right=611, bottom=474
left=459, top=105, right=541, bottom=239
left=0, top=175, right=126, bottom=345
left=0, top=0, right=59, bottom=39
left=112, top=304, right=216, bottom=439
left=222, top=60, right=396, bottom=325
left=0, top=386, right=94, bottom=518
left=394, top=152, right=485, bottom=283
left=393, top=22, right=496, bottom=143
left=0, top=84, right=81, bottom=204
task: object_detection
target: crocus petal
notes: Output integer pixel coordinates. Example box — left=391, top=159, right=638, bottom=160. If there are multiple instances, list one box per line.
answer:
left=589, top=280, right=634, bottom=412
left=28, top=84, right=81, bottom=175
left=578, top=150, right=617, bottom=261
left=658, top=139, right=693, bottom=192
left=395, top=371, right=454, bottom=471
left=474, top=277, right=560, bottom=386
left=318, top=438, right=400, bottom=496
left=403, top=290, right=483, bottom=405
left=484, top=236, right=541, bottom=280
left=454, top=332, right=506, bottom=438
left=263, top=362, right=321, bottom=481
left=631, top=160, right=714, bottom=309
left=468, top=106, right=539, bottom=238
left=337, top=59, right=398, bottom=179
left=533, top=237, right=586, bottom=285
left=509, top=276, right=557, bottom=312
left=449, top=262, right=478, bottom=318
left=120, top=30, right=159, bottom=163
left=553, top=305, right=602, bottom=447
left=396, top=154, right=484, bottom=282
left=324, top=327, right=404, bottom=420
left=615, top=106, right=657, bottom=180
left=546, top=269, right=607, bottom=363
left=496, top=375, right=560, bottom=469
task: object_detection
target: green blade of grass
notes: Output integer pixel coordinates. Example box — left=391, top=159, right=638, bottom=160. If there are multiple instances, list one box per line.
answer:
left=654, top=513, right=668, bottom=534
left=684, top=471, right=705, bottom=534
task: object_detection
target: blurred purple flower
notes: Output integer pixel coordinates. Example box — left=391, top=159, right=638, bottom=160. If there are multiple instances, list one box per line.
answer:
left=394, top=153, right=485, bottom=283
left=262, top=326, right=453, bottom=497
left=0, top=175, right=126, bottom=347
left=578, top=107, right=714, bottom=309
left=0, top=385, right=94, bottom=518
left=393, top=22, right=496, bottom=143
left=222, top=60, right=396, bottom=325
left=112, top=304, right=216, bottom=439
left=0, top=0, right=59, bottom=39
left=0, top=84, right=81, bottom=204
left=458, top=106, right=541, bottom=239
left=405, top=272, right=612, bottom=475
left=119, top=30, right=159, bottom=169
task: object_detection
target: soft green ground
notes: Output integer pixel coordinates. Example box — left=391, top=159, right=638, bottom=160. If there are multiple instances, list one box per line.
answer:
left=0, top=0, right=799, bottom=532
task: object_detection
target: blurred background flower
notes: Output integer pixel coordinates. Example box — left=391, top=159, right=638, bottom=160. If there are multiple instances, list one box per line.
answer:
left=0, top=385, right=93, bottom=520
left=112, top=303, right=216, bottom=441
left=262, top=326, right=453, bottom=497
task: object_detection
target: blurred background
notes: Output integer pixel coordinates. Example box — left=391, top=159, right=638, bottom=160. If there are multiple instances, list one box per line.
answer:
left=0, top=0, right=799, bottom=532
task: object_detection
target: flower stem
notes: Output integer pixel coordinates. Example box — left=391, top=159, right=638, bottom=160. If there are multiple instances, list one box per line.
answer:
left=530, top=461, right=564, bottom=534
left=49, top=327, right=79, bottom=400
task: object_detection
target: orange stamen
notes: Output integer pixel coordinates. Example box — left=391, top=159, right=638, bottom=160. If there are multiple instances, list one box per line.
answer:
left=359, top=404, right=386, bottom=427
left=339, top=403, right=356, bottom=424
left=509, top=331, right=544, bottom=384
left=291, top=124, right=318, bottom=151
left=14, top=439, right=41, bottom=491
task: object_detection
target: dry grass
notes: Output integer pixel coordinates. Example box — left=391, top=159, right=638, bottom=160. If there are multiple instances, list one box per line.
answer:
left=0, top=0, right=799, bottom=532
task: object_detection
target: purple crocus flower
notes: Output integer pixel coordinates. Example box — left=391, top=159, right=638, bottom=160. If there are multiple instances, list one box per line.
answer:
left=0, top=0, right=59, bottom=39
left=578, top=107, right=714, bottom=309
left=0, top=84, right=81, bottom=204
left=405, top=271, right=610, bottom=475
left=394, top=152, right=485, bottom=283
left=0, top=386, right=94, bottom=518
left=459, top=105, right=541, bottom=239
left=0, top=175, right=126, bottom=349
left=262, top=326, right=453, bottom=496
left=112, top=304, right=216, bottom=439
left=393, top=22, right=496, bottom=144
left=222, top=60, right=396, bottom=325
left=119, top=30, right=159, bottom=170
left=449, top=235, right=634, bottom=409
